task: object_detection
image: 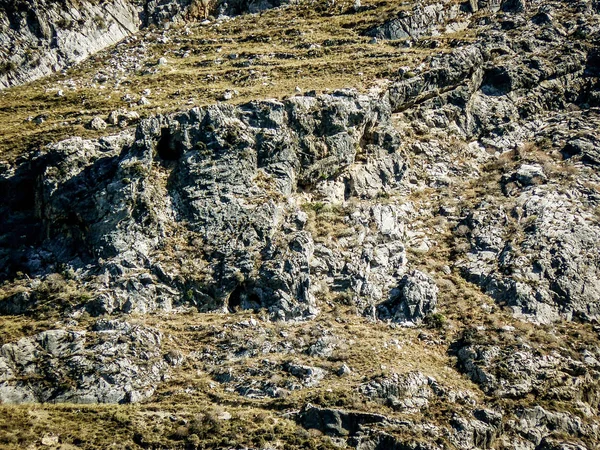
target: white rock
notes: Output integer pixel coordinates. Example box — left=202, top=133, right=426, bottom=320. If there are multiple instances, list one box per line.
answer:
left=41, top=434, right=59, bottom=446
left=217, top=411, right=232, bottom=420
left=221, top=90, right=235, bottom=100
left=89, top=117, right=107, bottom=130
left=337, top=364, right=352, bottom=376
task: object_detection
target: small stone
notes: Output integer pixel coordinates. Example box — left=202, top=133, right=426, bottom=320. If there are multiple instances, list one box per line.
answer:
left=337, top=364, right=352, bottom=376
left=216, top=411, right=232, bottom=420
left=157, top=57, right=168, bottom=66
left=515, top=164, right=546, bottom=186
left=124, top=111, right=140, bottom=122
left=295, top=211, right=308, bottom=229
left=295, top=86, right=302, bottom=92
left=89, top=117, right=107, bottom=131
left=56, top=90, right=64, bottom=97
left=142, top=89, right=151, bottom=96
left=33, top=115, right=46, bottom=125
left=221, top=90, right=234, bottom=101
left=138, top=96, right=150, bottom=106
left=41, top=434, right=59, bottom=446
left=107, top=110, right=121, bottom=125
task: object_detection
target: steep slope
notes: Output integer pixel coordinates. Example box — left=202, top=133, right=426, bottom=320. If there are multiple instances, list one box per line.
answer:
left=1, top=0, right=168, bottom=89
left=1, top=0, right=600, bottom=449
left=0, top=0, right=285, bottom=90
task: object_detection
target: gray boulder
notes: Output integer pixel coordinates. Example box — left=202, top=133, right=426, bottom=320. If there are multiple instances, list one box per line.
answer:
left=365, top=2, right=465, bottom=41
left=359, top=371, right=438, bottom=413
left=377, top=270, right=438, bottom=323
left=296, top=403, right=390, bottom=437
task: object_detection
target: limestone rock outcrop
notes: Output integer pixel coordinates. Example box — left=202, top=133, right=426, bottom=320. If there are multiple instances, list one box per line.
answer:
left=0, top=320, right=166, bottom=404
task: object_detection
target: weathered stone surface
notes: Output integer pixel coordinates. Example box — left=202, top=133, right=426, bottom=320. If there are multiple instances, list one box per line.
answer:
left=455, top=185, right=600, bottom=324
left=0, top=320, right=166, bottom=404
left=296, top=403, right=390, bottom=437
left=359, top=371, right=437, bottom=413
left=0, top=0, right=141, bottom=89
left=454, top=328, right=600, bottom=405
left=0, top=89, right=405, bottom=321
left=89, top=117, right=108, bottom=131
left=366, top=1, right=467, bottom=41
left=376, top=270, right=438, bottom=323
left=2, top=3, right=600, bottom=446
left=0, top=0, right=283, bottom=90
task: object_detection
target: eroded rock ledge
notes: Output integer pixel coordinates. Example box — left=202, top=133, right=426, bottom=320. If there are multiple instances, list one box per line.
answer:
left=0, top=0, right=285, bottom=89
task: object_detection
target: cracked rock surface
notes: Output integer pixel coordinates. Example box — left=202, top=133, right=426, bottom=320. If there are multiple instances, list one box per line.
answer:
left=1, top=0, right=600, bottom=449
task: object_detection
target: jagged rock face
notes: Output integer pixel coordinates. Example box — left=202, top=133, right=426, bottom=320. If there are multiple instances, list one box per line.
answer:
left=376, top=270, right=438, bottom=324
left=454, top=328, right=600, bottom=408
left=0, top=0, right=144, bottom=89
left=0, top=0, right=280, bottom=90
left=296, top=403, right=391, bottom=437
left=456, top=181, right=600, bottom=324
left=2, top=7, right=600, bottom=450
left=296, top=403, right=504, bottom=450
left=365, top=0, right=513, bottom=44
left=0, top=320, right=166, bottom=404
left=359, top=371, right=439, bottom=413
left=145, top=0, right=192, bottom=25
left=365, top=1, right=467, bottom=41
left=0, top=89, right=407, bottom=320
left=513, top=407, right=599, bottom=449
left=379, top=0, right=600, bottom=324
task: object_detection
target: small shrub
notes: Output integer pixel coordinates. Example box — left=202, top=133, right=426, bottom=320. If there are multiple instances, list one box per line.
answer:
left=94, top=15, right=107, bottom=29
left=425, top=312, right=447, bottom=329
left=187, top=433, right=200, bottom=446
left=303, top=201, right=326, bottom=213
left=0, top=61, right=16, bottom=75
left=173, top=425, right=189, bottom=440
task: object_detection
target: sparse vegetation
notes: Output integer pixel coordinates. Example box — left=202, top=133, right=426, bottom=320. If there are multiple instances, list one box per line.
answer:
left=1, top=0, right=600, bottom=448
left=0, top=0, right=469, bottom=163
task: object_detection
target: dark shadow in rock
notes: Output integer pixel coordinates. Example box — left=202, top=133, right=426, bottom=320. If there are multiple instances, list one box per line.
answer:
left=585, top=49, right=600, bottom=78
left=0, top=150, right=119, bottom=280
left=562, top=137, right=600, bottom=165
left=501, top=0, right=525, bottom=13
left=228, top=283, right=248, bottom=312
left=156, top=127, right=184, bottom=160
left=481, top=67, right=512, bottom=96
left=296, top=403, right=389, bottom=438
left=0, top=161, right=43, bottom=280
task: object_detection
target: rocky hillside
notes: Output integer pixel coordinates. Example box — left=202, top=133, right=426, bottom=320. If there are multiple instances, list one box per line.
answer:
left=1, top=0, right=600, bottom=448
left=0, top=0, right=282, bottom=89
